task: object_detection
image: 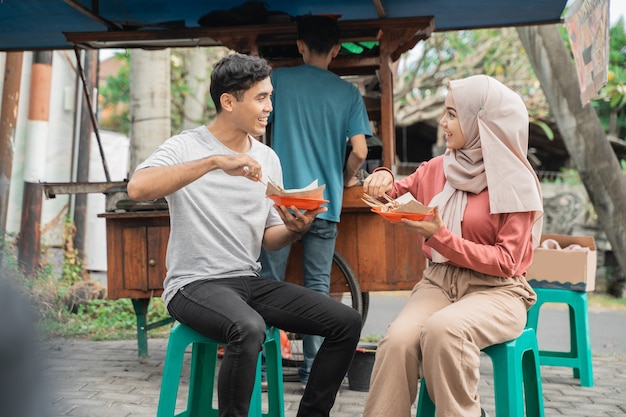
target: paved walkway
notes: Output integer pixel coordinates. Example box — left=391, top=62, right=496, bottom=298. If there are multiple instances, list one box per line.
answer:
left=42, top=336, right=626, bottom=417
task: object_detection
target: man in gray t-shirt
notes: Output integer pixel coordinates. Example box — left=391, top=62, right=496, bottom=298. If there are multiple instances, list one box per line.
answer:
left=127, top=53, right=361, bottom=417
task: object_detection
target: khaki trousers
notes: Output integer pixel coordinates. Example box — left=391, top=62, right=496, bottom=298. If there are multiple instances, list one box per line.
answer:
left=363, top=263, right=536, bottom=417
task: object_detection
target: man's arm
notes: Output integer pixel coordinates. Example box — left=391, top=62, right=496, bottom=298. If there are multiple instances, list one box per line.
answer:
left=344, top=133, right=368, bottom=187
left=127, top=154, right=264, bottom=201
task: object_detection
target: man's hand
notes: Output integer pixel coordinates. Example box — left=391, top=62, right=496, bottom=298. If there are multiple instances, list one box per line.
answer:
left=262, top=204, right=328, bottom=251
left=274, top=204, right=327, bottom=234
left=218, top=154, right=264, bottom=183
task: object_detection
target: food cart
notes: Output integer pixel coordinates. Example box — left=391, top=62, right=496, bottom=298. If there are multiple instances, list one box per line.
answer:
left=2, top=1, right=568, bottom=357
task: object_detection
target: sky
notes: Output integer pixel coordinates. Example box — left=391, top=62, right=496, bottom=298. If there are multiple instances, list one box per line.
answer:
left=609, top=0, right=626, bottom=24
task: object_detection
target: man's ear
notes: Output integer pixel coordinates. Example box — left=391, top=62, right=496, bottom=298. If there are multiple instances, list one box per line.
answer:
left=296, top=39, right=306, bottom=55
left=220, top=93, right=234, bottom=112
left=331, top=44, right=341, bottom=58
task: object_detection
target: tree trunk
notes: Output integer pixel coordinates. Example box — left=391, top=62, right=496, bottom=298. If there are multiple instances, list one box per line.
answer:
left=129, top=49, right=171, bottom=173
left=182, top=48, right=208, bottom=130
left=517, top=24, right=626, bottom=286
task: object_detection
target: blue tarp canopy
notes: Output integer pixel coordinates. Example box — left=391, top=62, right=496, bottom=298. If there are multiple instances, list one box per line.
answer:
left=0, top=0, right=568, bottom=51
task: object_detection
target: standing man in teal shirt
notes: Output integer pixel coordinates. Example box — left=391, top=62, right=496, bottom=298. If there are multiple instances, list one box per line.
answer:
left=259, top=14, right=371, bottom=387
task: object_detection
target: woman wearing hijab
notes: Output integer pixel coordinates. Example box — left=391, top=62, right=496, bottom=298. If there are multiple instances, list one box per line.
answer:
left=361, top=75, right=544, bottom=417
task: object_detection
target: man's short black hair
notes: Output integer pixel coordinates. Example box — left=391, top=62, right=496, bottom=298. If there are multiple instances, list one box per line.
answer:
left=296, top=15, right=340, bottom=55
left=210, top=53, right=272, bottom=113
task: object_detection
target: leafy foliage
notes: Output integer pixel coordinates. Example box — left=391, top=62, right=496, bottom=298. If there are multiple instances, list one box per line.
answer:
left=395, top=28, right=549, bottom=130
left=591, top=17, right=626, bottom=138
left=1, top=227, right=171, bottom=341
left=98, top=47, right=229, bottom=135
left=98, top=52, right=130, bottom=133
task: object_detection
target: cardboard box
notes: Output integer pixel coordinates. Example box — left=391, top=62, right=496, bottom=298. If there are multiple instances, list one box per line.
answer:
left=526, top=234, right=597, bottom=292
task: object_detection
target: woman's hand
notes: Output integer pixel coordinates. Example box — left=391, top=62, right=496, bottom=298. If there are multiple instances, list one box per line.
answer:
left=363, top=169, right=394, bottom=197
left=400, top=206, right=443, bottom=239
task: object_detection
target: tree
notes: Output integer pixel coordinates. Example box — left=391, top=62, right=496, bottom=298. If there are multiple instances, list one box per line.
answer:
left=394, top=28, right=551, bottom=147
left=592, top=17, right=626, bottom=139
left=129, top=49, right=171, bottom=172
left=518, top=24, right=626, bottom=293
left=98, top=47, right=231, bottom=137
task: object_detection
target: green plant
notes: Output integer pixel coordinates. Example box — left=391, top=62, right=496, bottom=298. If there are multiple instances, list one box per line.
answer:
left=588, top=292, right=626, bottom=311
left=61, top=218, right=84, bottom=285
left=360, top=333, right=383, bottom=343
left=540, top=167, right=582, bottom=185
left=38, top=297, right=171, bottom=340
left=1, top=224, right=172, bottom=341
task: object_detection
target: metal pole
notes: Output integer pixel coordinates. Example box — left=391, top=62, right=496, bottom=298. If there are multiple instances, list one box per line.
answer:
left=73, top=49, right=97, bottom=260
left=0, top=52, right=23, bottom=241
left=18, top=51, right=53, bottom=276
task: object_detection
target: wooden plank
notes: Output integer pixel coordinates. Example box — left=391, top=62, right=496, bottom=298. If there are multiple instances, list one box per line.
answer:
left=147, top=222, right=169, bottom=290
left=122, top=226, right=148, bottom=292
left=104, top=219, right=124, bottom=299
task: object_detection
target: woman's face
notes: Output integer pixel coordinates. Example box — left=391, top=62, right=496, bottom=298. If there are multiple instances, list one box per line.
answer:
left=439, top=93, right=466, bottom=150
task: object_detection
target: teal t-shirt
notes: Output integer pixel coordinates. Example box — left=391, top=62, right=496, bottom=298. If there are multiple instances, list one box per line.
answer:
left=269, top=65, right=372, bottom=222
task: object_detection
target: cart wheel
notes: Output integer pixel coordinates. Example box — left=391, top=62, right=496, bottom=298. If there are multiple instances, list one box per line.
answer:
left=282, top=251, right=366, bottom=374
left=361, top=291, right=370, bottom=326
left=330, top=251, right=364, bottom=320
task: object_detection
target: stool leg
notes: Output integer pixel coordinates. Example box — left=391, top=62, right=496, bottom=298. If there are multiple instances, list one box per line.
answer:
left=571, top=293, right=593, bottom=387
left=521, top=329, right=545, bottom=417
left=530, top=289, right=594, bottom=387
left=486, top=342, right=525, bottom=417
left=415, top=378, right=436, bottom=417
left=248, top=355, right=263, bottom=417
left=187, top=343, right=219, bottom=417
left=263, top=327, right=285, bottom=417
left=157, top=339, right=188, bottom=417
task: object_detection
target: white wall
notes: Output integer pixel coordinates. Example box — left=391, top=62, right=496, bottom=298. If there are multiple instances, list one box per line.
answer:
left=3, top=51, right=129, bottom=274
left=85, top=130, right=129, bottom=271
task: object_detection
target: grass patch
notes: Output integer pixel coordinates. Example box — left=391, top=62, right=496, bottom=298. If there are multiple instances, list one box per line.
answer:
left=36, top=297, right=172, bottom=340
left=588, top=292, right=626, bottom=311
left=2, top=226, right=173, bottom=342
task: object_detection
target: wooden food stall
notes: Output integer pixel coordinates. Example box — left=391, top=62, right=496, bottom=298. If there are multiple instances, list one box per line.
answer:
left=245, top=17, right=435, bottom=293
left=1, top=0, right=569, bottom=359
left=88, top=17, right=435, bottom=356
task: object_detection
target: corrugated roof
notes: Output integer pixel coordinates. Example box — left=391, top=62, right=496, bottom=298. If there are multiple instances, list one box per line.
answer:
left=0, top=0, right=567, bottom=51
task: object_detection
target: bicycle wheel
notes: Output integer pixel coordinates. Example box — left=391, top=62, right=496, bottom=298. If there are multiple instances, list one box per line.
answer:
left=283, top=251, right=365, bottom=373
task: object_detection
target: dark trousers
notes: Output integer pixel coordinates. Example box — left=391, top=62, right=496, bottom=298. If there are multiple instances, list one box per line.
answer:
left=167, top=276, right=362, bottom=417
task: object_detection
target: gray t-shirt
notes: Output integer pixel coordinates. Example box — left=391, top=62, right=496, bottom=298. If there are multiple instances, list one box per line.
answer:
left=135, top=126, right=284, bottom=306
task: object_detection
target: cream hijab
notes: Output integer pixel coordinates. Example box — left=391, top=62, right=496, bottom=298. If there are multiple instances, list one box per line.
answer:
left=429, top=75, right=543, bottom=263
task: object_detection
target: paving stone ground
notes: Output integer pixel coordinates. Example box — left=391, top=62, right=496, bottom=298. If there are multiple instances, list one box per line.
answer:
left=41, top=336, right=626, bottom=417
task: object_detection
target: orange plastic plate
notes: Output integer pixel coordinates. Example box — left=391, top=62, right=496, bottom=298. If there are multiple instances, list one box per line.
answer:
left=371, top=206, right=434, bottom=222
left=267, top=195, right=329, bottom=210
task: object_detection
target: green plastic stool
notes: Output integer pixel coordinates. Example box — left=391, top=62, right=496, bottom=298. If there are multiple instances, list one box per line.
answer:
left=526, top=287, right=593, bottom=387
left=156, top=322, right=285, bottom=417
left=416, top=328, right=545, bottom=417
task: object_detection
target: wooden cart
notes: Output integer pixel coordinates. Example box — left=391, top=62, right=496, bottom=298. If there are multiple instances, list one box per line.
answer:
left=96, top=16, right=434, bottom=357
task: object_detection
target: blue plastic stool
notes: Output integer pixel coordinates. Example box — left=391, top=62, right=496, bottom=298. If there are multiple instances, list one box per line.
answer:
left=156, top=322, right=285, bottom=417
left=416, top=328, right=545, bottom=417
left=526, top=287, right=593, bottom=387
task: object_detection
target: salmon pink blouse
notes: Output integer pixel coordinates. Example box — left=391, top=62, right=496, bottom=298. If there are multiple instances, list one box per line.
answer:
left=389, top=155, right=535, bottom=278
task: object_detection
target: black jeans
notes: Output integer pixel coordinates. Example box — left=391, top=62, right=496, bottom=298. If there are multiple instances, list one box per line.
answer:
left=167, top=276, right=362, bottom=417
